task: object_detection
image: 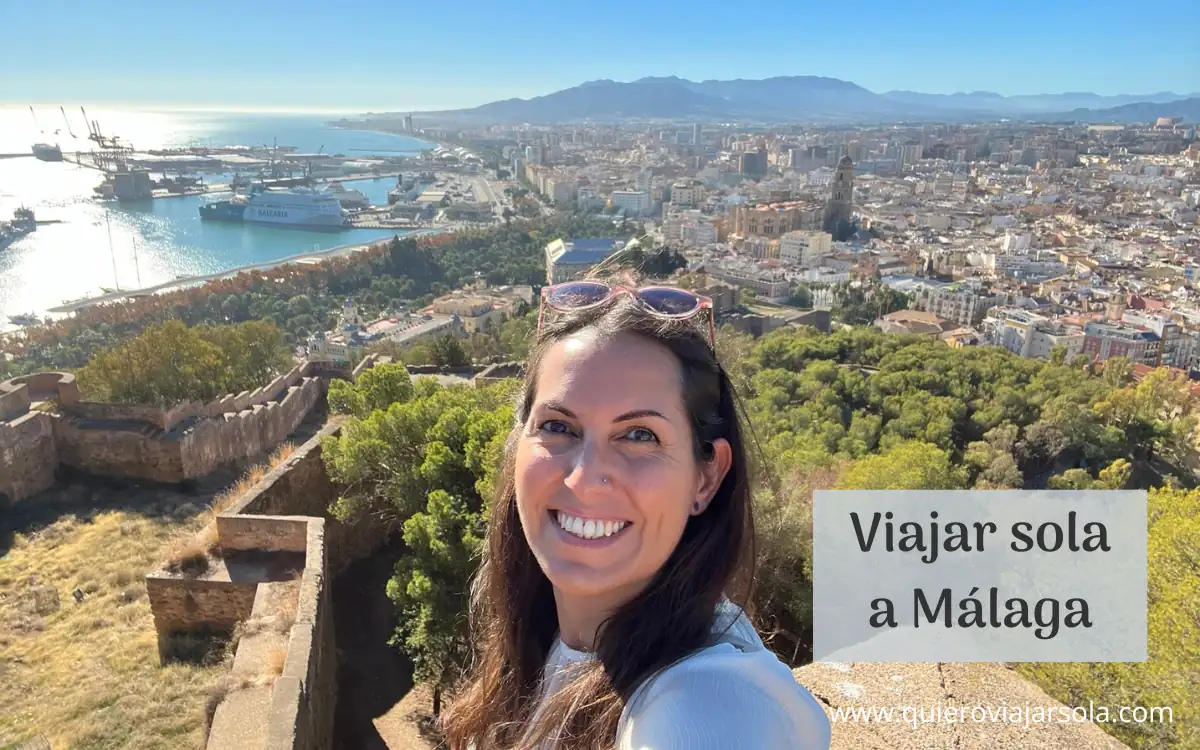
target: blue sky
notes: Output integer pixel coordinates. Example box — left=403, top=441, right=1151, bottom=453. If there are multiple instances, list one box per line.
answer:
left=2, top=0, right=1196, bottom=112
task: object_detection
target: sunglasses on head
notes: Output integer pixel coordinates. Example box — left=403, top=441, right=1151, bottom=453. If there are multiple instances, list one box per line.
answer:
left=537, top=281, right=716, bottom=349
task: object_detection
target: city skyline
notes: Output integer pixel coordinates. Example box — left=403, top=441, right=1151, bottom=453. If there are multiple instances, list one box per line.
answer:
left=2, top=0, right=1197, bottom=112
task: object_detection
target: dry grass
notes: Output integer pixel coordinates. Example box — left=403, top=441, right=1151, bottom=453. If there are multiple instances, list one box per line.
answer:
left=160, top=442, right=298, bottom=576
left=0, top=511, right=230, bottom=749
left=264, top=648, right=288, bottom=677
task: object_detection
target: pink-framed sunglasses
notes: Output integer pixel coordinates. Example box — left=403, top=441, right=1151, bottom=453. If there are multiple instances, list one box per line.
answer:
left=537, top=281, right=716, bottom=349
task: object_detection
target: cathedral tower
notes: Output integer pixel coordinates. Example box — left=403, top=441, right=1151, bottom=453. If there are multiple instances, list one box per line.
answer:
left=823, top=154, right=855, bottom=237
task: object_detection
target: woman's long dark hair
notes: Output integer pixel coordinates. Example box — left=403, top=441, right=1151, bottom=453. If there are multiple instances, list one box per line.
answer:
left=441, top=293, right=757, bottom=750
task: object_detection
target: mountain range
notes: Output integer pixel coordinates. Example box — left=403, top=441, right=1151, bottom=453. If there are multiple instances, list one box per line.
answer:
left=393, top=76, right=1199, bottom=125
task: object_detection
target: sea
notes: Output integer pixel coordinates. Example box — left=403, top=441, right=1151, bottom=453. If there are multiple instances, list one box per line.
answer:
left=0, top=106, right=433, bottom=329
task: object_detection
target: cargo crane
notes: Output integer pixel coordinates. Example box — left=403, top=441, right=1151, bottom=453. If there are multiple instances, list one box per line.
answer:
left=60, top=106, right=77, bottom=139
left=79, top=106, right=134, bottom=172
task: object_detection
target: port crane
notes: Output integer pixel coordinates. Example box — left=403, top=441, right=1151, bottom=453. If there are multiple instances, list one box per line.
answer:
left=80, top=106, right=134, bottom=172
left=60, top=107, right=77, bottom=139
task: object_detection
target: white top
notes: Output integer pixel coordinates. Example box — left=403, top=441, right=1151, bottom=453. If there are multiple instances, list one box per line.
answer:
left=535, top=600, right=832, bottom=749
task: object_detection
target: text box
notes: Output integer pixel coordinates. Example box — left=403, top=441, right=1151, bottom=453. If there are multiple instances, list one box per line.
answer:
left=812, top=490, right=1147, bottom=662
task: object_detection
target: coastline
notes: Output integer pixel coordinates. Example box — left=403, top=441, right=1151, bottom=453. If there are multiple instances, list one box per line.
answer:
left=44, top=227, right=448, bottom=315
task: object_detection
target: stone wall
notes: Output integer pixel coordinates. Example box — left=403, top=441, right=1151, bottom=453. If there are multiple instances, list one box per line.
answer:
left=55, top=419, right=187, bottom=483
left=0, top=366, right=334, bottom=501
left=0, top=411, right=57, bottom=504
left=217, top=515, right=310, bottom=555
left=50, top=376, right=323, bottom=486
left=262, top=519, right=335, bottom=750
left=228, top=419, right=396, bottom=573
left=144, top=576, right=259, bottom=658
left=146, top=406, right=402, bottom=749
left=0, top=379, right=33, bottom=421
left=2, top=372, right=79, bottom=407
left=180, top=377, right=323, bottom=479
left=64, top=364, right=308, bottom=432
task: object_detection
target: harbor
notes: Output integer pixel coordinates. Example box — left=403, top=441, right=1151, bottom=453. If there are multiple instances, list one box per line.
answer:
left=0, top=107, right=455, bottom=328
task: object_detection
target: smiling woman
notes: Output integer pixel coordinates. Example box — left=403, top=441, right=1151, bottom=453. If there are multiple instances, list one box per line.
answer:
left=441, top=287, right=832, bottom=749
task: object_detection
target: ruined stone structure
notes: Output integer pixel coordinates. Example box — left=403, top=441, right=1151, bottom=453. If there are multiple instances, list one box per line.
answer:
left=145, top=417, right=401, bottom=750
left=0, top=373, right=79, bottom=504
left=0, top=359, right=368, bottom=505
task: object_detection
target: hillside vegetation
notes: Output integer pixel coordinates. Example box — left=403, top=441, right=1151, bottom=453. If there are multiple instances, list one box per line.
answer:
left=2, top=215, right=626, bottom=377
left=75, top=320, right=293, bottom=406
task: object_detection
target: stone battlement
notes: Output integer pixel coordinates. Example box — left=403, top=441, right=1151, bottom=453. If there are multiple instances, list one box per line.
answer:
left=0, top=359, right=374, bottom=505
left=146, top=417, right=389, bottom=750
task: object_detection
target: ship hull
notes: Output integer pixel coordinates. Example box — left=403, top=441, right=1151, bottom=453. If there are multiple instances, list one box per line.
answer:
left=31, top=144, right=64, bottom=162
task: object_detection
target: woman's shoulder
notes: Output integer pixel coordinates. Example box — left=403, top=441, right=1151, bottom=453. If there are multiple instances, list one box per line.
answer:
left=619, top=639, right=832, bottom=749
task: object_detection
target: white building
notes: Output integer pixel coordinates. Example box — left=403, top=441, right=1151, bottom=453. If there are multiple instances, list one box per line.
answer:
left=670, top=181, right=701, bottom=207
left=610, top=190, right=651, bottom=216
left=779, top=230, right=833, bottom=266
left=1001, top=232, right=1033, bottom=252
left=984, top=308, right=1085, bottom=361
left=680, top=221, right=717, bottom=247
left=912, top=284, right=1001, bottom=326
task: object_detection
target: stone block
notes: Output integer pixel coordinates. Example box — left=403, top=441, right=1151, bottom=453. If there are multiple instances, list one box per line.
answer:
left=217, top=516, right=310, bottom=555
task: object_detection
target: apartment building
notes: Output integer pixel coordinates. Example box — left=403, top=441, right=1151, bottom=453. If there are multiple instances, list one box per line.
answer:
left=669, top=180, right=702, bottom=207
left=984, top=308, right=1085, bottom=360
left=610, top=190, right=651, bottom=216
left=779, top=230, right=833, bottom=266
left=705, top=267, right=791, bottom=301
left=1121, top=310, right=1192, bottom=369
left=1083, top=321, right=1162, bottom=366
left=911, top=285, right=1001, bottom=326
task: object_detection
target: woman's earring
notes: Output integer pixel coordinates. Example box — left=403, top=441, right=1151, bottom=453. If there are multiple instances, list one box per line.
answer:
left=692, top=501, right=701, bottom=514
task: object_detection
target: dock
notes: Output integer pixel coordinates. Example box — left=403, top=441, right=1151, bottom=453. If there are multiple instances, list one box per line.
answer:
left=61, top=150, right=412, bottom=202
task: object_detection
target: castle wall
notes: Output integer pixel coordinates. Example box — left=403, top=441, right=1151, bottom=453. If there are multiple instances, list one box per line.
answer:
left=144, top=575, right=260, bottom=658
left=217, top=515, right=310, bottom=555
left=228, top=419, right=396, bottom=573
left=262, top=519, right=335, bottom=750
left=0, top=381, right=32, bottom=421
left=0, top=411, right=58, bottom=504
left=181, top=377, right=323, bottom=479
left=55, top=418, right=187, bottom=483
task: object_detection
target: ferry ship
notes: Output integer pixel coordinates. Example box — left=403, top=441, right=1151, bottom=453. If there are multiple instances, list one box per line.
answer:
left=31, top=143, right=63, bottom=162
left=199, top=187, right=349, bottom=229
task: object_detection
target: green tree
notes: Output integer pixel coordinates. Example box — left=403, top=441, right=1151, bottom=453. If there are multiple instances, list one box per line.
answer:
left=786, top=285, right=813, bottom=308
left=323, top=376, right=516, bottom=712
left=75, top=320, right=290, bottom=405
left=1020, top=487, right=1200, bottom=750
left=835, top=440, right=968, bottom=490
left=327, top=361, right=415, bottom=418
left=429, top=335, right=471, bottom=367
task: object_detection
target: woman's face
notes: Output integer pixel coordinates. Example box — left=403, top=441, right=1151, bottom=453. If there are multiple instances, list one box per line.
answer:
left=514, top=329, right=730, bottom=605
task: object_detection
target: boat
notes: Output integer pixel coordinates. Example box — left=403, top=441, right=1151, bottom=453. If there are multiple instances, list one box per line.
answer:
left=8, top=313, right=40, bottom=327
left=322, top=181, right=371, bottom=210
left=0, top=207, right=37, bottom=250
left=200, top=186, right=348, bottom=229
left=31, top=143, right=63, bottom=162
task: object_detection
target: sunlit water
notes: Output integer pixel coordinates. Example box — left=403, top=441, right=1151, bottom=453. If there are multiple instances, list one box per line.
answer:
left=0, top=107, right=432, bottom=327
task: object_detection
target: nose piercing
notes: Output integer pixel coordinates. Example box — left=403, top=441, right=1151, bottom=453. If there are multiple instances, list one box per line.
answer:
left=602, top=477, right=610, bottom=484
